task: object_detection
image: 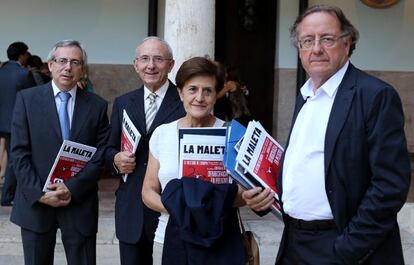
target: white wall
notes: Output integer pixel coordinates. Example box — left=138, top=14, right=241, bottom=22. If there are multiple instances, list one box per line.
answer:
left=276, top=0, right=414, bottom=71
left=0, top=0, right=148, bottom=64
left=276, top=1, right=299, bottom=69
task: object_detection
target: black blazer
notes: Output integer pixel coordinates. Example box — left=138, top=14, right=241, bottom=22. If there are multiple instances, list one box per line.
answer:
left=10, top=83, right=109, bottom=236
left=105, top=81, right=185, bottom=244
left=0, top=61, right=35, bottom=134
left=161, top=178, right=246, bottom=265
left=276, top=64, right=411, bottom=265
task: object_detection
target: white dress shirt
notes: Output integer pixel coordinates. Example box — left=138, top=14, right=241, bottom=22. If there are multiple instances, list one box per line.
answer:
left=282, top=61, right=349, bottom=221
left=143, top=81, right=169, bottom=114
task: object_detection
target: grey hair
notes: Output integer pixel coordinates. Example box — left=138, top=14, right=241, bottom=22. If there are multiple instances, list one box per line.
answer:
left=135, top=36, right=173, bottom=59
left=289, top=4, right=359, bottom=57
left=47, top=40, right=88, bottom=65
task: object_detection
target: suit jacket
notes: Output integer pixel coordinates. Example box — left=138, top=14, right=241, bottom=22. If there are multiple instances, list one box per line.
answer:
left=0, top=61, right=35, bottom=134
left=161, top=178, right=246, bottom=265
left=105, top=81, right=185, bottom=244
left=276, top=64, right=411, bottom=265
left=10, top=83, right=109, bottom=236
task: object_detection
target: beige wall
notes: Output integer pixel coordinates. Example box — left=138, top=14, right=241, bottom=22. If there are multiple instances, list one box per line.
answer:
left=366, top=70, right=414, bottom=153
left=88, top=64, right=142, bottom=116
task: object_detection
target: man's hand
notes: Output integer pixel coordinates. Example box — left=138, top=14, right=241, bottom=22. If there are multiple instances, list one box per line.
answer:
left=49, top=183, right=72, bottom=200
left=242, top=187, right=274, bottom=212
left=114, top=151, right=136, bottom=174
left=38, top=192, right=69, bottom=208
left=39, top=182, right=72, bottom=207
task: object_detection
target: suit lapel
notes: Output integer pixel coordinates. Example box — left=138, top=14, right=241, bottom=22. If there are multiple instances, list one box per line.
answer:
left=40, top=83, right=61, bottom=139
left=324, top=64, right=357, bottom=173
left=70, top=88, right=92, bottom=140
left=126, top=88, right=146, bottom=135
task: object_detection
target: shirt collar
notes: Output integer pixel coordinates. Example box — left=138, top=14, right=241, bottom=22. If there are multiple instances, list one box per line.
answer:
left=300, top=60, right=349, bottom=100
left=52, top=80, right=77, bottom=99
left=144, top=80, right=169, bottom=100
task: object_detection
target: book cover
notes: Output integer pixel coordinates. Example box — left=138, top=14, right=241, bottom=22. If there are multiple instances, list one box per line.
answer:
left=235, top=121, right=283, bottom=202
left=223, top=119, right=253, bottom=189
left=120, top=109, right=141, bottom=182
left=179, top=128, right=230, bottom=184
left=42, top=140, right=97, bottom=192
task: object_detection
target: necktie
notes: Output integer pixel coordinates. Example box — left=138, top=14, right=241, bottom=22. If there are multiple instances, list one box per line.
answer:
left=58, top=92, right=71, bottom=140
left=145, top=93, right=157, bottom=131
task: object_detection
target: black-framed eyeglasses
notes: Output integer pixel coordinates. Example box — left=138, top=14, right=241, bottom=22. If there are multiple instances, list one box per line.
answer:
left=135, top=56, right=172, bottom=65
left=53, top=58, right=83, bottom=67
left=298, top=33, right=350, bottom=50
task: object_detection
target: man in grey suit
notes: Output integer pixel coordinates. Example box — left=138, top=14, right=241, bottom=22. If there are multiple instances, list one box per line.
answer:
left=11, top=40, right=109, bottom=265
left=0, top=41, right=36, bottom=206
left=243, top=4, right=410, bottom=265
left=105, top=36, right=185, bottom=265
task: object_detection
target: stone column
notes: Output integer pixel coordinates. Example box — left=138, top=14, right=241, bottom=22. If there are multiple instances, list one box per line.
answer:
left=164, top=0, right=215, bottom=82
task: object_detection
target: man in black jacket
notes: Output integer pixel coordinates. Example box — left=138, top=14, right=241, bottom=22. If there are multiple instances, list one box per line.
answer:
left=105, top=36, right=185, bottom=265
left=243, top=5, right=410, bottom=265
left=0, top=41, right=36, bottom=206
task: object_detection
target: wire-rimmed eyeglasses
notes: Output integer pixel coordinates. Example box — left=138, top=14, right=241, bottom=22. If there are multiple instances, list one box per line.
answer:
left=298, top=33, right=350, bottom=50
left=53, top=58, right=83, bottom=67
left=135, top=56, right=172, bottom=65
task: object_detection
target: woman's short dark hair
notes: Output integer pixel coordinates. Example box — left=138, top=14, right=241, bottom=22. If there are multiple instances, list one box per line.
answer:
left=289, top=4, right=359, bottom=57
left=175, top=57, right=224, bottom=92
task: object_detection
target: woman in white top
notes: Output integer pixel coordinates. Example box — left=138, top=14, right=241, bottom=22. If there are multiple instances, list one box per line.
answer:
left=142, top=57, right=245, bottom=265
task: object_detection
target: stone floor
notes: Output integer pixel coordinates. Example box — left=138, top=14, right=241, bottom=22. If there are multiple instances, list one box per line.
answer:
left=0, top=178, right=413, bottom=265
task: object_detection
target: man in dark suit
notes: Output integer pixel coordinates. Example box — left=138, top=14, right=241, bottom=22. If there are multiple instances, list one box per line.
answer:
left=242, top=4, right=411, bottom=265
left=11, top=40, right=109, bottom=265
left=105, top=36, right=185, bottom=265
left=0, top=41, right=36, bottom=206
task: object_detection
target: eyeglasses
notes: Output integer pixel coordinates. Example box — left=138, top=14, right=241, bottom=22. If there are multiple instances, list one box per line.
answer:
left=53, top=58, right=83, bottom=67
left=135, top=56, right=172, bottom=65
left=298, top=33, right=350, bottom=50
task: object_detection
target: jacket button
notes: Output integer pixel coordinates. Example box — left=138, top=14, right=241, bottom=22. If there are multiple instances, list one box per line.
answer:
left=143, top=162, right=147, bottom=166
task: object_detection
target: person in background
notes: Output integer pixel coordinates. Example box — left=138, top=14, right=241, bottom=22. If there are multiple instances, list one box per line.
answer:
left=0, top=41, right=36, bottom=206
left=242, top=4, right=411, bottom=265
left=214, top=65, right=251, bottom=126
left=224, top=66, right=251, bottom=126
left=10, top=40, right=109, bottom=265
left=27, top=54, right=50, bottom=85
left=213, top=62, right=232, bottom=121
left=77, top=65, right=94, bottom=92
left=105, top=36, right=185, bottom=265
left=142, top=56, right=246, bottom=265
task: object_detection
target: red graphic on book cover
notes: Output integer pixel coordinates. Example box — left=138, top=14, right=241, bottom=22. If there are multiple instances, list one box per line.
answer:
left=50, top=156, right=86, bottom=184
left=253, top=138, right=283, bottom=193
left=182, top=160, right=229, bottom=184
left=121, top=131, right=133, bottom=152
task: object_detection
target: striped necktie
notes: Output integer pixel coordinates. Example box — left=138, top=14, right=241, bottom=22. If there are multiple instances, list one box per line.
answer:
left=145, top=92, right=157, bottom=131
left=58, top=92, right=71, bottom=140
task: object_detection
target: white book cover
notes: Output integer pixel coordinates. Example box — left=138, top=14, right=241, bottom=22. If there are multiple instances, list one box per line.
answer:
left=235, top=121, right=283, bottom=202
left=179, top=128, right=230, bottom=184
left=120, top=109, right=141, bottom=182
left=42, top=140, right=97, bottom=192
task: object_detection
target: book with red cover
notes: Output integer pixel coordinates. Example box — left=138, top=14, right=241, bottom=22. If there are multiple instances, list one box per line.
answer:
left=120, top=109, right=141, bottom=182
left=42, top=140, right=97, bottom=192
left=235, top=121, right=283, bottom=202
left=178, top=127, right=230, bottom=184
